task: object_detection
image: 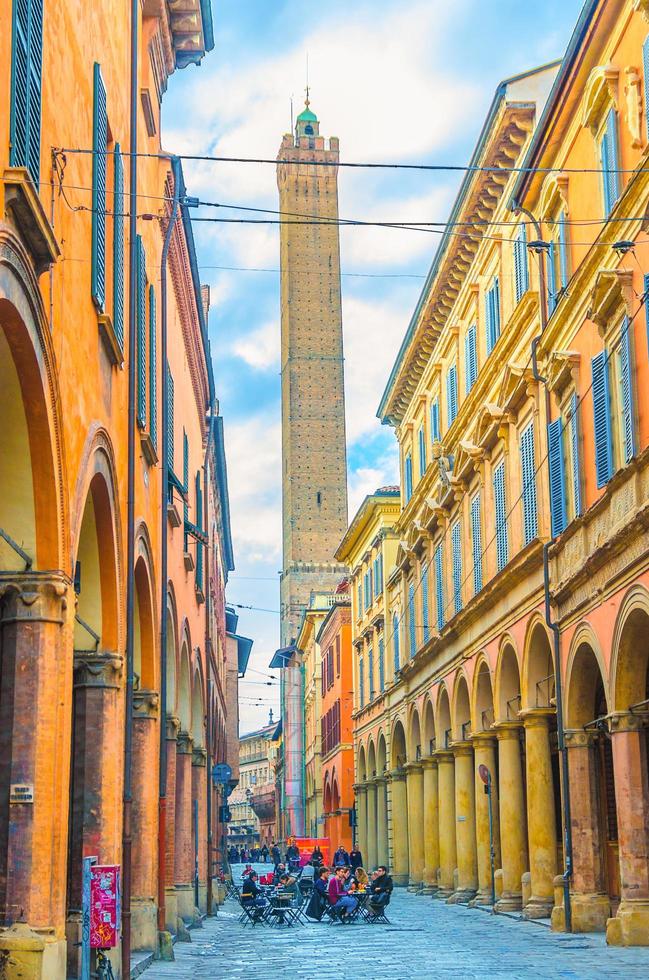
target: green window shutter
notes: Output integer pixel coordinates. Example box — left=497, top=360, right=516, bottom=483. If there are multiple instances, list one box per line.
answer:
left=368, top=645, right=374, bottom=700
left=404, top=454, right=413, bottom=503
left=113, top=145, right=125, bottom=350
left=393, top=614, right=400, bottom=673
left=359, top=655, right=364, bottom=708
left=446, top=363, right=458, bottom=426
left=195, top=470, right=203, bottom=591
left=570, top=393, right=582, bottom=518
left=547, top=240, right=558, bottom=315
left=148, top=285, right=157, bottom=448
left=520, top=421, right=538, bottom=546
left=418, top=424, right=426, bottom=477
left=451, top=520, right=463, bottom=615
left=434, top=543, right=445, bottom=631
left=470, top=492, right=482, bottom=595
left=421, top=562, right=430, bottom=643
left=558, top=211, right=569, bottom=291
left=91, top=63, right=107, bottom=311
left=10, top=0, right=43, bottom=182
left=619, top=317, right=635, bottom=464
left=430, top=398, right=440, bottom=442
left=548, top=417, right=567, bottom=538
left=408, top=582, right=415, bottom=657
left=591, top=351, right=613, bottom=488
left=166, top=364, right=174, bottom=473
left=465, top=324, right=477, bottom=394
left=493, top=460, right=508, bottom=571
left=378, top=637, right=385, bottom=693
left=136, top=235, right=146, bottom=428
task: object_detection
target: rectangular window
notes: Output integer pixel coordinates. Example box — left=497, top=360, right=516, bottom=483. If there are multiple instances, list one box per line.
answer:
left=357, top=582, right=362, bottom=620
left=136, top=235, right=147, bottom=428
left=166, top=364, right=174, bottom=473
left=91, top=63, right=108, bottom=312
left=10, top=0, right=43, bottom=181
left=336, top=635, right=341, bottom=676
left=359, top=655, right=364, bottom=708
left=451, top=521, right=463, bottom=615
left=434, top=543, right=445, bottom=631
left=470, top=492, right=482, bottom=595
left=569, top=392, right=582, bottom=518
left=558, top=211, right=569, bottom=292
left=113, top=145, right=125, bottom=350
left=618, top=317, right=635, bottom=464
left=601, top=107, right=620, bottom=217
left=368, top=644, right=374, bottom=701
left=520, top=422, right=538, bottom=546
left=446, top=362, right=458, bottom=427
left=486, top=276, right=501, bottom=355
left=464, top=325, right=477, bottom=394
left=418, top=424, right=427, bottom=478
left=378, top=637, right=385, bottom=692
left=149, top=284, right=157, bottom=449
left=408, top=582, right=415, bottom=657
left=393, top=613, right=400, bottom=673
left=183, top=431, right=189, bottom=544
left=430, top=398, right=441, bottom=442
left=514, top=224, right=529, bottom=303
left=592, top=350, right=613, bottom=488
left=195, top=470, right=203, bottom=592
left=548, top=417, right=567, bottom=537
left=421, top=562, right=430, bottom=643
left=493, top=460, right=508, bottom=572
left=404, top=453, right=413, bottom=503
left=548, top=213, right=569, bottom=315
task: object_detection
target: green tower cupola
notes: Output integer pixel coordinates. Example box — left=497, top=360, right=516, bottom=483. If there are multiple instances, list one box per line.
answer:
left=295, top=89, right=319, bottom=139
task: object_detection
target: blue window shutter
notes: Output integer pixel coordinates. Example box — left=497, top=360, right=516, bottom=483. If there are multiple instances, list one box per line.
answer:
left=493, top=460, right=508, bottom=571
left=434, top=544, right=445, bottom=631
left=493, top=277, right=501, bottom=341
left=369, top=566, right=373, bottom=603
left=471, top=493, right=482, bottom=595
left=447, top=363, right=458, bottom=426
left=149, top=284, right=157, bottom=449
left=418, top=425, right=426, bottom=477
left=451, top=521, right=462, bottom=615
left=605, top=108, right=620, bottom=212
left=620, top=317, right=635, bottom=463
left=408, top=583, right=415, bottom=657
left=195, top=470, right=203, bottom=591
left=558, top=211, right=569, bottom=291
left=644, top=36, right=649, bottom=139
left=570, top=393, right=582, bottom=518
left=393, top=613, right=400, bottom=673
left=91, top=63, right=107, bottom=311
left=547, top=240, right=557, bottom=315
left=486, top=284, right=494, bottom=354
left=520, top=422, right=538, bottom=546
left=405, top=454, right=413, bottom=502
left=166, top=364, right=174, bottom=473
left=514, top=224, right=528, bottom=303
left=431, top=398, right=440, bottom=442
left=359, top=656, right=364, bottom=707
left=379, top=637, right=385, bottom=692
left=10, top=0, right=43, bottom=181
left=465, top=325, right=477, bottom=394
left=182, top=430, right=189, bottom=549
left=591, top=351, right=613, bottom=488
left=486, top=278, right=501, bottom=353
left=378, top=553, right=383, bottom=592
left=357, top=582, right=362, bottom=618
left=113, top=145, right=125, bottom=350
left=368, top=646, right=374, bottom=700
left=421, top=562, right=430, bottom=643
left=136, top=235, right=147, bottom=428
left=548, top=418, right=567, bottom=537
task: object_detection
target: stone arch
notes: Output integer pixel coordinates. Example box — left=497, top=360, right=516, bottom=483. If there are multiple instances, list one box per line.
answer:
left=422, top=698, right=435, bottom=755
left=166, top=583, right=179, bottom=718
left=0, top=230, right=66, bottom=571
left=331, top=774, right=340, bottom=811
left=522, top=617, right=555, bottom=710
left=377, top=731, right=387, bottom=775
left=323, top=772, right=332, bottom=813
left=611, top=584, right=649, bottom=712
left=191, top=660, right=205, bottom=749
left=134, top=523, right=156, bottom=692
left=367, top=739, right=377, bottom=779
left=407, top=706, right=422, bottom=761
left=390, top=718, right=407, bottom=769
left=565, top=623, right=609, bottom=728
left=473, top=655, right=495, bottom=732
left=452, top=670, right=472, bottom=741
left=495, top=639, right=522, bottom=722
left=357, top=743, right=367, bottom=782
left=178, top=627, right=192, bottom=733
left=436, top=684, right=452, bottom=749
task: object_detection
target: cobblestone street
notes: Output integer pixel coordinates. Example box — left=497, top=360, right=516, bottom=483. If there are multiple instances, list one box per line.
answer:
left=143, top=868, right=649, bottom=980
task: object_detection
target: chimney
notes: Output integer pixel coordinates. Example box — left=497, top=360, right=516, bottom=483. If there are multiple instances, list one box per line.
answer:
left=201, top=283, right=210, bottom=320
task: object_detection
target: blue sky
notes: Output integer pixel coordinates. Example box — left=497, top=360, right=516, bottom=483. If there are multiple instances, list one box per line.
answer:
left=162, top=0, right=584, bottom=731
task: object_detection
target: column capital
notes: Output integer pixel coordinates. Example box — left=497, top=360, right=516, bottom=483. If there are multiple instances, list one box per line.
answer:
left=564, top=728, right=598, bottom=748
left=520, top=707, right=556, bottom=730
left=0, top=571, right=71, bottom=624
left=353, top=782, right=367, bottom=794
left=421, top=755, right=438, bottom=770
left=470, top=731, right=496, bottom=747
left=133, top=688, right=159, bottom=719
left=609, top=710, right=649, bottom=734
left=493, top=720, right=523, bottom=740
left=388, top=768, right=407, bottom=783
left=73, top=650, right=123, bottom=690
left=433, top=749, right=454, bottom=764
left=177, top=730, right=194, bottom=754
left=192, top=746, right=207, bottom=768
left=404, top=761, right=423, bottom=774
left=374, top=774, right=388, bottom=785
left=165, top=713, right=181, bottom=740
left=451, top=740, right=474, bottom=758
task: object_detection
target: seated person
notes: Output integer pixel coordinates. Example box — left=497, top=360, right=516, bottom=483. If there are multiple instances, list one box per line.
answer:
left=240, top=871, right=267, bottom=909
left=369, top=866, right=393, bottom=909
left=277, top=873, right=298, bottom=899
left=272, top=862, right=287, bottom=884
left=305, top=868, right=330, bottom=921
left=352, top=867, right=369, bottom=891
left=327, top=866, right=358, bottom=919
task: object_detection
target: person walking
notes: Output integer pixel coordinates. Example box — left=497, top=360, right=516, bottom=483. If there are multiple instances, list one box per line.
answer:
left=286, top=839, right=300, bottom=872
left=328, top=867, right=357, bottom=921
left=261, top=844, right=269, bottom=863
left=349, top=846, right=363, bottom=871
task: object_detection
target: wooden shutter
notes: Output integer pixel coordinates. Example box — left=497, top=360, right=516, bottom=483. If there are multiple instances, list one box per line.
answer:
left=570, top=393, right=582, bottom=517
left=514, top=224, right=528, bottom=303
left=520, top=422, right=538, bottom=546
left=547, top=240, right=557, bottom=315
left=91, top=63, right=107, bottom=311
left=195, top=470, right=203, bottom=591
left=418, top=424, right=426, bottom=477
left=451, top=521, right=462, bottom=615
left=393, top=614, right=400, bottom=672
left=136, top=235, right=147, bottom=427
left=486, top=284, right=495, bottom=354
left=368, top=645, right=374, bottom=700
left=493, top=460, right=508, bottom=571
left=10, top=0, right=43, bottom=181
left=359, top=655, right=364, bottom=707
left=434, top=544, right=445, bottom=631
left=558, top=211, right=569, bottom=290
left=378, top=637, right=385, bottom=692
left=149, top=284, right=157, bottom=448
left=408, top=582, right=415, bottom=656
left=447, top=363, right=458, bottom=426
left=167, top=365, right=174, bottom=472
left=619, top=317, right=635, bottom=463
left=471, top=492, right=482, bottom=595
left=431, top=398, right=440, bottom=442
left=113, top=144, right=125, bottom=350
left=591, top=351, right=613, bottom=488
left=405, top=454, right=413, bottom=502
left=492, top=277, right=501, bottom=340
left=605, top=108, right=620, bottom=213
left=421, top=562, right=430, bottom=642
left=465, top=324, right=477, bottom=394
left=548, top=418, right=567, bottom=537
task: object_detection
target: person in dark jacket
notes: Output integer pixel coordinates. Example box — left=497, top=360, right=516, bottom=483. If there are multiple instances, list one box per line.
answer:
left=349, top=847, right=363, bottom=871
left=333, top=844, right=350, bottom=867
left=261, top=844, right=269, bottom=862
left=305, top=867, right=331, bottom=921
left=241, top=871, right=267, bottom=908
left=270, top=842, right=281, bottom=866
left=286, top=840, right=300, bottom=870
left=369, top=866, right=393, bottom=910
left=310, top=845, right=323, bottom=866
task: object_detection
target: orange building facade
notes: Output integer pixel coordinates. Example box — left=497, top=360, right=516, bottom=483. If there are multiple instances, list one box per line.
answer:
left=0, top=2, right=240, bottom=978
left=318, top=601, right=354, bottom=854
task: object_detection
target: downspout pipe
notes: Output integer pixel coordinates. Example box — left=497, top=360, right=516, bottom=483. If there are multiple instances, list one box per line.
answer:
left=122, top=0, right=139, bottom=974
left=157, top=155, right=181, bottom=936
left=513, top=202, right=573, bottom=933
left=203, top=416, right=215, bottom=915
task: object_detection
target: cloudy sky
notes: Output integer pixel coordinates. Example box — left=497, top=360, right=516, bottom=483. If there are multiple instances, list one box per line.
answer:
left=163, top=0, right=584, bottom=733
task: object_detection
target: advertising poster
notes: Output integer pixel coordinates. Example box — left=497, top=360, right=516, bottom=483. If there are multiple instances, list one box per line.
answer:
left=90, top=865, right=120, bottom=949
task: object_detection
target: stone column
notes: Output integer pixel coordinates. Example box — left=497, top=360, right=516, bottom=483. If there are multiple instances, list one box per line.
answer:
left=436, top=751, right=456, bottom=899
left=174, top=730, right=194, bottom=923
left=366, top=779, right=378, bottom=872
left=522, top=709, right=557, bottom=919
left=375, top=776, right=389, bottom=868
left=389, top=770, right=409, bottom=886
left=164, top=715, right=180, bottom=932
left=471, top=733, right=500, bottom=906
left=406, top=763, right=424, bottom=891
left=192, top=747, right=207, bottom=915
left=422, top=757, right=439, bottom=894
left=0, top=574, right=72, bottom=972
left=558, top=730, right=609, bottom=933
left=606, top=713, right=649, bottom=946
left=353, top=783, right=367, bottom=860
left=495, top=723, right=527, bottom=912
left=448, top=742, right=477, bottom=903
left=131, top=690, right=160, bottom=951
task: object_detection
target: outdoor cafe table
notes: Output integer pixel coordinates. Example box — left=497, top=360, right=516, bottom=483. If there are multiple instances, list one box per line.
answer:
left=266, top=890, right=301, bottom=927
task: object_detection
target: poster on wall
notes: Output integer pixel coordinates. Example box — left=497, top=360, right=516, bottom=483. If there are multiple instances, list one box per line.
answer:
left=90, top=865, right=120, bottom=949
left=293, top=837, right=330, bottom=866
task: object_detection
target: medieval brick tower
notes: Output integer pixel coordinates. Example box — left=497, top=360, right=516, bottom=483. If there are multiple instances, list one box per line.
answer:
left=277, top=97, right=349, bottom=647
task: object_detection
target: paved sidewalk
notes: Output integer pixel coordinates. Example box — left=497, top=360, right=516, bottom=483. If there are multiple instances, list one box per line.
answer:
left=143, top=867, right=649, bottom=980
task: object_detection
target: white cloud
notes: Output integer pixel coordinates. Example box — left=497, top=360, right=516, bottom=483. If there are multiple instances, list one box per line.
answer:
left=223, top=416, right=282, bottom=564
left=348, top=457, right=399, bottom=519
left=231, top=320, right=280, bottom=371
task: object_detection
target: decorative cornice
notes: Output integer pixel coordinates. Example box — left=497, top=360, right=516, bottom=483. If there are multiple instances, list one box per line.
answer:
left=587, top=268, right=634, bottom=335
left=133, top=688, right=160, bottom=718
left=582, top=65, right=620, bottom=135
left=73, top=651, right=123, bottom=690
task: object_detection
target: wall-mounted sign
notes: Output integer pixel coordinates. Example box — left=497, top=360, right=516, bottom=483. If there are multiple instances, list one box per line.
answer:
left=90, top=865, right=120, bottom=949
left=10, top=784, right=34, bottom=804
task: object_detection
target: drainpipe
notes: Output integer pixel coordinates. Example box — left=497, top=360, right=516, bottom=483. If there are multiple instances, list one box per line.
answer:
left=122, top=0, right=139, bottom=974
left=514, top=203, right=573, bottom=933
left=203, top=416, right=215, bottom=915
left=157, top=156, right=181, bottom=936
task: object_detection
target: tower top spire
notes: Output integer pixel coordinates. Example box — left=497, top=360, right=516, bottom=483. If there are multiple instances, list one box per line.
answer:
left=295, top=88, right=319, bottom=139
